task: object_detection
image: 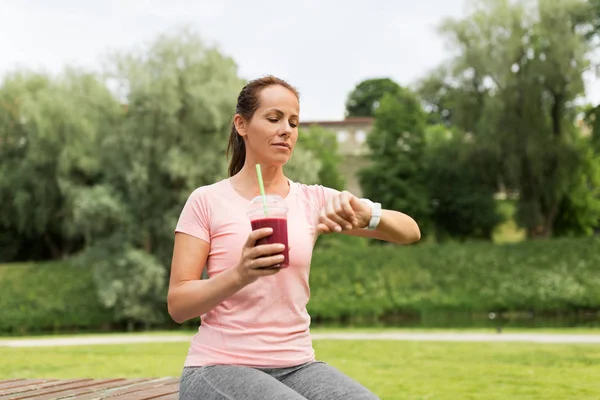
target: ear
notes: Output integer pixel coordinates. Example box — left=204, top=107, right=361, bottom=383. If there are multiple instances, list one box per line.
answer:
left=233, top=114, right=247, bottom=138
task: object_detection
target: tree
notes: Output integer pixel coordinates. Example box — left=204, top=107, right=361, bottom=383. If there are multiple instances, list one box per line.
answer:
left=345, top=78, right=403, bottom=118
left=293, top=125, right=345, bottom=189
left=74, top=28, right=245, bottom=324
left=424, top=126, right=502, bottom=241
left=584, top=104, right=600, bottom=150
left=578, top=0, right=600, bottom=41
left=0, top=70, right=121, bottom=262
left=428, top=0, right=595, bottom=238
left=417, top=65, right=488, bottom=134
left=284, top=147, right=322, bottom=185
left=553, top=138, right=600, bottom=236
left=358, top=90, right=430, bottom=233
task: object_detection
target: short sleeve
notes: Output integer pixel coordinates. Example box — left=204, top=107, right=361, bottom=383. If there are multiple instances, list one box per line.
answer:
left=296, top=183, right=340, bottom=212
left=315, top=185, right=340, bottom=210
left=175, top=188, right=211, bottom=243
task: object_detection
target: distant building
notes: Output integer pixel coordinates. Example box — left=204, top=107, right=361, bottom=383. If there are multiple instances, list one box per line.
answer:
left=299, top=117, right=374, bottom=196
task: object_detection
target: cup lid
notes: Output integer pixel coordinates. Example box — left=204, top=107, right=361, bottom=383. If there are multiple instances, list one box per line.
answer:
left=247, top=195, right=288, bottom=216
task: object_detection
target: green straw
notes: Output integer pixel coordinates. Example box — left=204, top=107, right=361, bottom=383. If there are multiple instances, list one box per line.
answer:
left=255, top=164, right=269, bottom=217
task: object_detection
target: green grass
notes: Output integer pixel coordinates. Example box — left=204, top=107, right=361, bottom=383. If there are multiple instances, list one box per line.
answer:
left=3, top=326, right=600, bottom=340
left=2, top=339, right=600, bottom=399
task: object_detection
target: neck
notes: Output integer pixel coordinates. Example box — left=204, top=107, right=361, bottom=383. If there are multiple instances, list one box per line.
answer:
left=231, top=159, right=288, bottom=198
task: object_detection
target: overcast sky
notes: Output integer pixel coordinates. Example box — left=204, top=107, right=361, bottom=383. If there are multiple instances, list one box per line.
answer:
left=1, top=0, right=599, bottom=121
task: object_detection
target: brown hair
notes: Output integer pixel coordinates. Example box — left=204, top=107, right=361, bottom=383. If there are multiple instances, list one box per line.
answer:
left=226, top=75, right=299, bottom=177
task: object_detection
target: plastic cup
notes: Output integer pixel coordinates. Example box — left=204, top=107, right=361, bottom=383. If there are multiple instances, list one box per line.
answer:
left=247, top=195, right=289, bottom=268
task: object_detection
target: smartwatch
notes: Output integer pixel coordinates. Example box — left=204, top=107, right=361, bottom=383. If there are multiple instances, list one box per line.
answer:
left=359, top=199, right=382, bottom=230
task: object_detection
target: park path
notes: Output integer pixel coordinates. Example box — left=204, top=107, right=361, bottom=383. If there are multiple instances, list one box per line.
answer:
left=2, top=332, right=600, bottom=347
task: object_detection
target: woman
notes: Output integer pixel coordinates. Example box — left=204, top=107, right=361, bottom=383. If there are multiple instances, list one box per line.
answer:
left=169, top=76, right=420, bottom=400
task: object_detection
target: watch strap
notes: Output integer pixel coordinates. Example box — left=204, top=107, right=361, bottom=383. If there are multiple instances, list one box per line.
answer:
left=360, top=198, right=382, bottom=230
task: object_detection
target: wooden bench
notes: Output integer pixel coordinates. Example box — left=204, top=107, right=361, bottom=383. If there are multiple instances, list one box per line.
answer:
left=0, top=378, right=180, bottom=399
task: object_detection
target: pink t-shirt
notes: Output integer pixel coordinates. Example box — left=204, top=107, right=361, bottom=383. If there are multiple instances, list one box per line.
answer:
left=175, top=178, right=338, bottom=368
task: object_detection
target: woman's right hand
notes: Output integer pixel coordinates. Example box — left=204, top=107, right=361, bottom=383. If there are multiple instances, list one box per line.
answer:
left=234, top=228, right=285, bottom=286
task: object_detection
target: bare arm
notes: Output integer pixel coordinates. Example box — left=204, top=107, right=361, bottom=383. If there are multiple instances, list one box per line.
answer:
left=167, top=229, right=285, bottom=323
left=316, top=191, right=421, bottom=245
left=167, top=233, right=243, bottom=323
left=342, top=209, right=420, bottom=244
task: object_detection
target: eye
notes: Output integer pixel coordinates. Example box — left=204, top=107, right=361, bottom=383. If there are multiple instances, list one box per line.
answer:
left=267, top=118, right=278, bottom=123
left=290, top=122, right=298, bottom=128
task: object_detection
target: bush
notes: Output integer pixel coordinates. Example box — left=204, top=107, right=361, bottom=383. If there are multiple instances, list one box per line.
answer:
left=308, top=236, right=600, bottom=324
left=2, top=237, right=600, bottom=334
left=0, top=261, right=114, bottom=334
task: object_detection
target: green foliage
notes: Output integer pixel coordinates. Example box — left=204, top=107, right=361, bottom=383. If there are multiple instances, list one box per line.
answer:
left=0, top=28, right=246, bottom=324
left=72, top=29, right=244, bottom=323
left=0, top=70, right=121, bottom=261
left=417, top=66, right=486, bottom=133
left=6, top=237, right=600, bottom=333
left=584, top=0, right=600, bottom=40
left=359, top=90, right=431, bottom=234
left=0, top=261, right=113, bottom=334
left=423, top=0, right=596, bottom=238
left=283, top=147, right=322, bottom=185
left=424, top=127, right=502, bottom=241
left=585, top=104, right=600, bottom=151
left=553, top=140, right=600, bottom=236
left=99, top=27, right=243, bottom=260
left=294, top=125, right=346, bottom=189
left=74, top=239, right=166, bottom=324
left=345, top=78, right=403, bottom=118
left=308, top=236, right=600, bottom=323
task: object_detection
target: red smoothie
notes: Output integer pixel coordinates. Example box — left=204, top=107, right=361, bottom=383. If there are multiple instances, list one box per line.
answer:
left=250, top=217, right=289, bottom=268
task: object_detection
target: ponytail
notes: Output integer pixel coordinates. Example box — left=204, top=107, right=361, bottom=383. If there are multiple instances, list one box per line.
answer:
left=226, top=122, right=246, bottom=177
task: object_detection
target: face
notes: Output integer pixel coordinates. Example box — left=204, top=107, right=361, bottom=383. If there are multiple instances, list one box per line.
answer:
left=235, top=85, right=300, bottom=166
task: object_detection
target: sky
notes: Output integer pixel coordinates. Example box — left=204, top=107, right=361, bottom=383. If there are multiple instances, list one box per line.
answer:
left=1, top=0, right=599, bottom=121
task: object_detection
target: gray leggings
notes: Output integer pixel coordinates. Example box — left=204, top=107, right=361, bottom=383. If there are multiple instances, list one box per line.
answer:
left=179, top=361, right=380, bottom=400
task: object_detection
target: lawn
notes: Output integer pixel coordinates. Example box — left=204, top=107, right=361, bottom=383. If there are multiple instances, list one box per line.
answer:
left=2, top=338, right=600, bottom=399
left=3, top=326, right=600, bottom=340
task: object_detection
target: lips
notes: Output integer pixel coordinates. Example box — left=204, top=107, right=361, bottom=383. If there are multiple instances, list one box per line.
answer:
left=272, top=143, right=291, bottom=150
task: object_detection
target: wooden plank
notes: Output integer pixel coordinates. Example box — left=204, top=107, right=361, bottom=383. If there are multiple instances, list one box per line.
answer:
left=0, top=378, right=181, bottom=400
left=0, top=380, right=88, bottom=398
left=2, top=379, right=98, bottom=400
left=0, top=381, right=57, bottom=396
left=49, top=379, right=149, bottom=400
left=150, top=394, right=178, bottom=400
left=67, top=378, right=179, bottom=400
left=0, top=381, right=26, bottom=390
left=109, top=383, right=179, bottom=400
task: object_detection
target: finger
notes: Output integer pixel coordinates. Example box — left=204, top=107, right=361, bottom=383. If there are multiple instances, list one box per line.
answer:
left=335, top=193, right=352, bottom=231
left=333, top=195, right=348, bottom=221
left=341, top=192, right=358, bottom=227
left=326, top=199, right=347, bottom=229
left=250, top=254, right=285, bottom=269
left=245, top=227, right=273, bottom=248
left=251, top=243, right=286, bottom=258
left=253, top=266, right=282, bottom=275
left=316, top=223, right=332, bottom=235
left=320, top=208, right=341, bottom=232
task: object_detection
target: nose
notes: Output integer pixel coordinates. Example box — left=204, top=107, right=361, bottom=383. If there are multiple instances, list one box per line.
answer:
left=278, top=122, right=292, bottom=137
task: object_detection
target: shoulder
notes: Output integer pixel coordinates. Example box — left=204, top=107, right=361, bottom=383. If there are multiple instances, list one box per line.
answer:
left=295, top=181, right=339, bottom=195
left=293, top=181, right=340, bottom=206
left=180, top=180, right=232, bottom=215
left=187, top=179, right=229, bottom=200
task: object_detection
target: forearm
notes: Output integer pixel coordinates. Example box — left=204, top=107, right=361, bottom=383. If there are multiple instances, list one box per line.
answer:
left=317, top=190, right=421, bottom=244
left=375, top=210, right=421, bottom=244
left=167, top=267, right=246, bottom=323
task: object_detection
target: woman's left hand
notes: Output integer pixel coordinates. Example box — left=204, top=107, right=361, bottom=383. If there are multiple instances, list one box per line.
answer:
left=317, top=191, right=372, bottom=234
